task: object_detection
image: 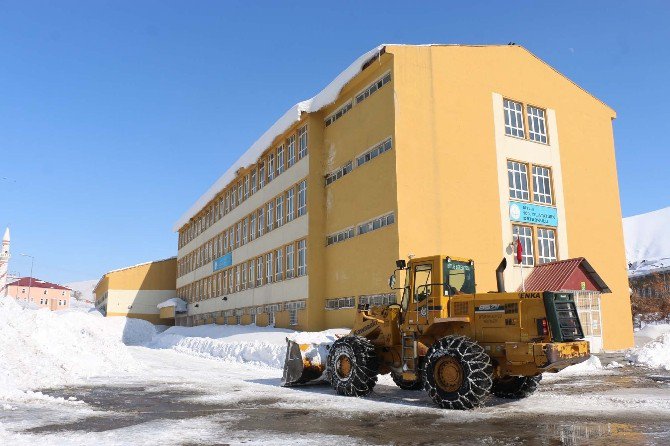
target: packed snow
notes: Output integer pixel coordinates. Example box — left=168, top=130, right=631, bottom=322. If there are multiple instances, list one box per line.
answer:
left=627, top=324, right=670, bottom=370
left=0, top=297, right=155, bottom=402
left=156, top=297, right=188, bottom=312
left=624, top=205, right=670, bottom=275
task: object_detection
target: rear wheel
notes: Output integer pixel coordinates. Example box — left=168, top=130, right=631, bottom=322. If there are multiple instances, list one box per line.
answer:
left=492, top=375, right=542, bottom=399
left=423, top=335, right=493, bottom=410
left=391, top=372, right=423, bottom=391
left=328, top=336, right=378, bottom=397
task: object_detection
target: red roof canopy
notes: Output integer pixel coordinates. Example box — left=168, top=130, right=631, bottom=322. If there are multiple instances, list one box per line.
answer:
left=7, top=277, right=71, bottom=291
left=519, top=258, right=611, bottom=293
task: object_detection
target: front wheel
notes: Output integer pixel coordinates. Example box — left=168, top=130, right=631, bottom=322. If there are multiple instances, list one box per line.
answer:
left=328, top=336, right=378, bottom=397
left=423, top=335, right=493, bottom=410
left=492, top=375, right=542, bottom=399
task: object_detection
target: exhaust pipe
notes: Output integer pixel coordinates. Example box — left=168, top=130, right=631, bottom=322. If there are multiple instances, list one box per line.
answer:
left=496, top=258, right=507, bottom=293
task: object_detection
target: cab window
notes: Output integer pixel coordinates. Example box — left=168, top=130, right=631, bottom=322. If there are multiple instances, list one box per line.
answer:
left=414, top=264, right=432, bottom=302
left=444, top=260, right=475, bottom=295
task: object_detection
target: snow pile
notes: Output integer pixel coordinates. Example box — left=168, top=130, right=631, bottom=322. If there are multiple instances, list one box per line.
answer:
left=555, top=355, right=604, bottom=376
left=627, top=324, right=670, bottom=370
left=624, top=206, right=670, bottom=275
left=157, top=297, right=187, bottom=313
left=0, top=297, right=157, bottom=401
left=173, top=45, right=385, bottom=231
left=148, top=325, right=348, bottom=369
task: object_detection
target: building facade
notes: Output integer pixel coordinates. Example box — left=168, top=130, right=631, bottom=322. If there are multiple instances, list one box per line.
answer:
left=174, top=44, right=633, bottom=350
left=94, top=257, right=177, bottom=324
left=6, top=277, right=72, bottom=310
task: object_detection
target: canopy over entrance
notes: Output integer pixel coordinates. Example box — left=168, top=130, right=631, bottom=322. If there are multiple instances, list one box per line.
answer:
left=519, top=257, right=611, bottom=293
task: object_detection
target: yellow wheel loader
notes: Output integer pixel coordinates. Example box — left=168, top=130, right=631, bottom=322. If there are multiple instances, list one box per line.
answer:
left=283, top=255, right=590, bottom=410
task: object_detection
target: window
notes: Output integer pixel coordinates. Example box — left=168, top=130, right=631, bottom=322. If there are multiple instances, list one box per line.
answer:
left=256, top=257, right=263, bottom=287
left=267, top=201, right=274, bottom=232
left=297, top=239, right=307, bottom=276
left=513, top=225, right=534, bottom=266
left=235, top=266, right=241, bottom=292
left=251, top=169, right=257, bottom=194
left=359, top=293, right=396, bottom=307
left=259, top=162, right=266, bottom=188
left=241, top=263, right=247, bottom=291
left=297, top=181, right=307, bottom=217
left=356, top=138, right=392, bottom=168
left=277, top=146, right=285, bottom=175
left=355, top=72, right=391, bottom=104
left=298, top=126, right=308, bottom=159
left=287, top=135, right=296, bottom=168
left=225, top=191, right=230, bottom=213
left=325, top=101, right=353, bottom=127
left=275, top=248, right=283, bottom=281
left=289, top=309, right=298, bottom=326
left=327, top=228, right=355, bottom=246
left=258, top=207, right=265, bottom=236
left=276, top=196, right=284, bottom=227
left=325, top=297, right=356, bottom=310
left=286, top=188, right=295, bottom=222
left=250, top=212, right=257, bottom=241
left=414, top=264, right=433, bottom=301
left=242, top=218, right=249, bottom=245
left=268, top=310, right=275, bottom=326
left=268, top=154, right=275, bottom=182
left=238, top=180, right=243, bottom=203
left=231, top=185, right=237, bottom=209
left=507, top=161, right=530, bottom=201
left=244, top=175, right=250, bottom=200
left=504, top=99, right=525, bottom=138
left=286, top=243, right=295, bottom=279
left=537, top=228, right=557, bottom=264
left=236, top=222, right=241, bottom=247
left=527, top=105, right=547, bottom=143
left=266, top=252, right=274, bottom=284
left=532, top=165, right=553, bottom=205
left=325, top=161, right=353, bottom=186
left=358, top=212, right=395, bottom=235
left=248, top=261, right=255, bottom=288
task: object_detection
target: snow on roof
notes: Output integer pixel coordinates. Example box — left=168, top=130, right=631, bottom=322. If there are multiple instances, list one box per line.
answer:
left=157, top=297, right=187, bottom=313
left=624, top=206, right=670, bottom=275
left=172, top=44, right=386, bottom=232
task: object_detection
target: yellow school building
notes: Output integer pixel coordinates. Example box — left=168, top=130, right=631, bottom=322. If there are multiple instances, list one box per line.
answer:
left=173, top=44, right=633, bottom=350
left=94, top=257, right=177, bottom=325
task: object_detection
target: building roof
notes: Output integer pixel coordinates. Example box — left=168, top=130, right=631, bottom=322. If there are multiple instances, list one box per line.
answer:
left=172, top=44, right=616, bottom=234
left=7, top=277, right=71, bottom=291
left=519, top=257, right=611, bottom=293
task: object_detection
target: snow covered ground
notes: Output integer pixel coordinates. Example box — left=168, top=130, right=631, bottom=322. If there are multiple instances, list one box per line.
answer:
left=1, top=298, right=670, bottom=445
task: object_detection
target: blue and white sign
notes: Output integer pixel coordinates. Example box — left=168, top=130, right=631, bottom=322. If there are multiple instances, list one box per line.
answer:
left=213, top=253, right=232, bottom=272
left=509, top=201, right=558, bottom=227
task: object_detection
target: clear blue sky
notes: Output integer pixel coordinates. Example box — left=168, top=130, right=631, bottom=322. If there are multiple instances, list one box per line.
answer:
left=1, top=1, right=668, bottom=284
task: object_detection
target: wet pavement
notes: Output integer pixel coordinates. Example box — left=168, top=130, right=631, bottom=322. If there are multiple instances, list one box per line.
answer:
left=19, top=363, right=670, bottom=446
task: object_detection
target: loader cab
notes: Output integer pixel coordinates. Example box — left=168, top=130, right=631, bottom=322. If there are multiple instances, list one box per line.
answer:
left=393, top=255, right=476, bottom=321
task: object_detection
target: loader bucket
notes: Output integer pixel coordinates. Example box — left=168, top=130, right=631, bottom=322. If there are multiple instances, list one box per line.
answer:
left=282, top=339, right=329, bottom=386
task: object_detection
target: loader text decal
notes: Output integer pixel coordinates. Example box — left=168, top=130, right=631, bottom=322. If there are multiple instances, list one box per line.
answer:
left=353, top=321, right=378, bottom=337
left=519, top=292, right=542, bottom=299
left=475, top=304, right=504, bottom=313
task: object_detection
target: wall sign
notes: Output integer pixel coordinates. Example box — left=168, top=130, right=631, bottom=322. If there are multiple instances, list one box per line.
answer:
left=509, top=201, right=558, bottom=227
left=213, top=253, right=232, bottom=272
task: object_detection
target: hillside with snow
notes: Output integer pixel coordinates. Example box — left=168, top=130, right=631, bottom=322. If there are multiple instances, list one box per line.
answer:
left=623, top=206, right=670, bottom=275
left=65, top=279, right=98, bottom=302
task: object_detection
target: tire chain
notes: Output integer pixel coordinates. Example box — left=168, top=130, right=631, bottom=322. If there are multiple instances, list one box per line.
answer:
left=328, top=335, right=378, bottom=397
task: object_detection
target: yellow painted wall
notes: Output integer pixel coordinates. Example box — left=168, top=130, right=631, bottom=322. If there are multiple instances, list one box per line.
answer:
left=388, top=45, right=632, bottom=349
left=107, top=311, right=163, bottom=325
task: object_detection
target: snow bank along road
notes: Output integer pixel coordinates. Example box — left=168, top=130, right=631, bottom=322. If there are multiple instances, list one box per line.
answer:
left=1, top=298, right=670, bottom=445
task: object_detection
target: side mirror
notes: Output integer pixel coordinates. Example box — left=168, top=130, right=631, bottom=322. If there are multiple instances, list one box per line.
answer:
left=388, top=274, right=396, bottom=289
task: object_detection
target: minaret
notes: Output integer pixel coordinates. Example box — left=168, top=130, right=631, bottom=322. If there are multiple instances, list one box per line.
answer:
left=0, top=228, right=10, bottom=296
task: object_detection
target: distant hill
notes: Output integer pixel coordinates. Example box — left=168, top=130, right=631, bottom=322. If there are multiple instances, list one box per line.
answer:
left=65, top=279, right=98, bottom=302
left=623, top=206, right=670, bottom=275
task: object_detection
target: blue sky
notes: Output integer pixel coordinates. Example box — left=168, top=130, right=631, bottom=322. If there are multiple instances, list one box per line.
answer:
left=1, top=1, right=668, bottom=284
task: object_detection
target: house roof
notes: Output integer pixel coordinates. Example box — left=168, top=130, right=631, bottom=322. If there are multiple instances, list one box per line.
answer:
left=519, top=257, right=611, bottom=293
left=7, top=277, right=71, bottom=291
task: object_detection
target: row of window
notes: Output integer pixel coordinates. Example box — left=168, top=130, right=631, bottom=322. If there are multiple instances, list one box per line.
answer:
left=513, top=224, right=557, bottom=266
left=503, top=98, right=548, bottom=144
left=177, top=300, right=306, bottom=327
left=324, top=71, right=391, bottom=128
left=38, top=298, right=67, bottom=306
left=19, top=288, right=68, bottom=296
left=325, top=293, right=397, bottom=310
left=507, top=160, right=554, bottom=205
left=178, top=239, right=308, bottom=302
left=325, top=137, right=392, bottom=186
left=179, top=125, right=308, bottom=248
left=327, top=212, right=395, bottom=246
left=178, top=180, right=307, bottom=277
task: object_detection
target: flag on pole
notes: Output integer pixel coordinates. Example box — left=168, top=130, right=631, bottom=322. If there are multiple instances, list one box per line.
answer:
left=516, top=239, right=523, bottom=264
